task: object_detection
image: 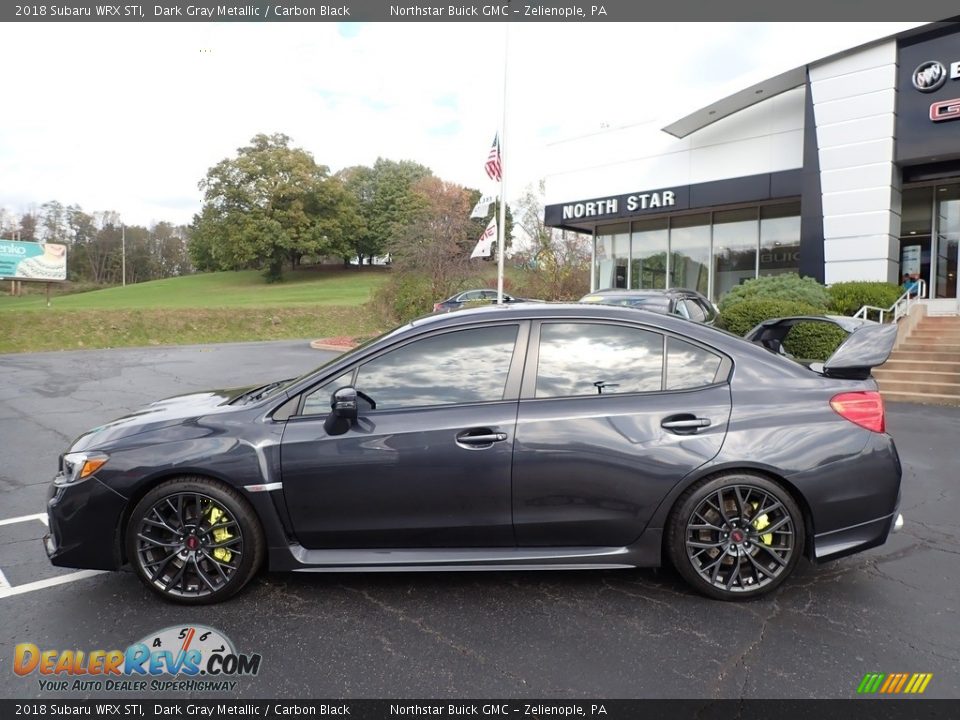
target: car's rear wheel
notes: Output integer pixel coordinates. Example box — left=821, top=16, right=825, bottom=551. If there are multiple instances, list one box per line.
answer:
left=126, top=476, right=264, bottom=604
left=667, top=473, right=805, bottom=600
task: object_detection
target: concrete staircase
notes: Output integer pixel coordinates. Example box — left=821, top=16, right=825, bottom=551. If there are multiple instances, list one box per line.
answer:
left=874, top=315, right=960, bottom=406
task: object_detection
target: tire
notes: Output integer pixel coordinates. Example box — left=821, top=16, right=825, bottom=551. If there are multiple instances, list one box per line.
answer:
left=666, top=473, right=805, bottom=600
left=126, top=476, right=264, bottom=605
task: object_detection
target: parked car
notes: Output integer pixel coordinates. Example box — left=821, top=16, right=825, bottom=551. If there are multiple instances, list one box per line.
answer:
left=433, top=288, right=530, bottom=312
left=580, top=288, right=718, bottom=325
left=45, top=303, right=902, bottom=604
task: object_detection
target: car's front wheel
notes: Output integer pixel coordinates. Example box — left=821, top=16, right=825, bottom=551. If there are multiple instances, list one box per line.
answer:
left=667, top=473, right=805, bottom=600
left=126, top=476, right=264, bottom=604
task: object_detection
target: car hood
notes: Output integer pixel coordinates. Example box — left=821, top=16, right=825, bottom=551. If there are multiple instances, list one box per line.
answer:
left=68, top=385, right=260, bottom=452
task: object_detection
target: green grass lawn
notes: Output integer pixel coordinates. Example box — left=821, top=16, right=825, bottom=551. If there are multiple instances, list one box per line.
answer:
left=0, top=268, right=388, bottom=353
left=0, top=267, right=387, bottom=311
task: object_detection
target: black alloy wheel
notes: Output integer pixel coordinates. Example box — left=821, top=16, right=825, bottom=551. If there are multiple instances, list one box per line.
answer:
left=127, top=477, right=264, bottom=604
left=667, top=474, right=805, bottom=600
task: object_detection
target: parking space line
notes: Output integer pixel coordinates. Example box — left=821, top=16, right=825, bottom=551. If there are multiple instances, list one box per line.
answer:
left=0, top=513, right=47, bottom=527
left=0, top=570, right=105, bottom=599
left=0, top=511, right=102, bottom=599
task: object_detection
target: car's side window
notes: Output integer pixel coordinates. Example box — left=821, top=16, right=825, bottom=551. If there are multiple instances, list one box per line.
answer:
left=535, top=323, right=663, bottom=398
left=301, top=371, right=355, bottom=415
left=673, top=302, right=691, bottom=319
left=666, top=337, right=722, bottom=389
left=683, top=299, right=708, bottom=323
left=353, top=325, right=519, bottom=410
left=460, top=290, right=483, bottom=302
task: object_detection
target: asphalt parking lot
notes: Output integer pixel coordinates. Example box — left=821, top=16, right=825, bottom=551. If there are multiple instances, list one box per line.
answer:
left=0, top=341, right=958, bottom=699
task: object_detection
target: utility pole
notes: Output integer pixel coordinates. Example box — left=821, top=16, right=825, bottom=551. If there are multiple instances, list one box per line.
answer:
left=121, top=223, right=126, bottom=287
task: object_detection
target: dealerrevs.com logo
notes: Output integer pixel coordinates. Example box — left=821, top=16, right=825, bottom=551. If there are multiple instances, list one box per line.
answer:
left=13, top=625, right=262, bottom=693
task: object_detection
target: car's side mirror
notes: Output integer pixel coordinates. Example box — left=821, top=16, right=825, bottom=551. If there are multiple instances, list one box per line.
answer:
left=324, top=386, right=357, bottom=436
left=330, top=386, right=359, bottom=422
left=324, top=386, right=376, bottom=436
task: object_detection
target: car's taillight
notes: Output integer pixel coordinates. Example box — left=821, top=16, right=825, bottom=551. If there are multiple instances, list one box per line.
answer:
left=830, top=391, right=885, bottom=433
left=433, top=303, right=442, bottom=312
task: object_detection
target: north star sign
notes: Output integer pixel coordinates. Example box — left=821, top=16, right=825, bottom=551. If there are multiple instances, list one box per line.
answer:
left=562, top=190, right=677, bottom=220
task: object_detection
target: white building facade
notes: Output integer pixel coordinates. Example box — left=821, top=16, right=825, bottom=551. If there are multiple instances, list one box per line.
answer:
left=544, top=22, right=960, bottom=306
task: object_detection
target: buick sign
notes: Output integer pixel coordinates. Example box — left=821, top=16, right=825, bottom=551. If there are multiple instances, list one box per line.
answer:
left=912, top=59, right=960, bottom=93
left=913, top=61, right=947, bottom=92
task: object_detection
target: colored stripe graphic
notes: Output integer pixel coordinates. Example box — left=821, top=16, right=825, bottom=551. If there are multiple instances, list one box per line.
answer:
left=857, top=673, right=884, bottom=694
left=857, top=672, right=932, bottom=694
left=880, top=674, right=897, bottom=693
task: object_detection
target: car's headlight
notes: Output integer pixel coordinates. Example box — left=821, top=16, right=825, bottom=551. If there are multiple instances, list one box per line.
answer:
left=55, top=452, right=109, bottom=486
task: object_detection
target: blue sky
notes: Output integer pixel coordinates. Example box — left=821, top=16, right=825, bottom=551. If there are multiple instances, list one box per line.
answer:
left=0, top=21, right=919, bottom=228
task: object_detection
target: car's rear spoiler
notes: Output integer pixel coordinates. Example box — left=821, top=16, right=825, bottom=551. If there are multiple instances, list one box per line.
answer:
left=744, top=316, right=898, bottom=380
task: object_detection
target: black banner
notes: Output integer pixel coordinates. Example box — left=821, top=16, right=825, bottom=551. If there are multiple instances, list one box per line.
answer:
left=2, top=0, right=959, bottom=22
left=1, top=700, right=960, bottom=720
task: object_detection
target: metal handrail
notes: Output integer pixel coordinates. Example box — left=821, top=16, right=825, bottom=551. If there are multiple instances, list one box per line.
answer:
left=853, top=279, right=926, bottom=323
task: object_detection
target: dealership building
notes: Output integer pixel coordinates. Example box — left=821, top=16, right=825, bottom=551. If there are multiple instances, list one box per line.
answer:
left=544, top=21, right=960, bottom=311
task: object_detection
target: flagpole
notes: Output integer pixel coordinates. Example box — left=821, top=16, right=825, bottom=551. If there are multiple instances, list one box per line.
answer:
left=496, top=23, right=509, bottom=304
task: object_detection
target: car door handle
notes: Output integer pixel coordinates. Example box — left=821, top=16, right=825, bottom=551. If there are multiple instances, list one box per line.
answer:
left=455, top=429, right=508, bottom=447
left=661, top=416, right=711, bottom=434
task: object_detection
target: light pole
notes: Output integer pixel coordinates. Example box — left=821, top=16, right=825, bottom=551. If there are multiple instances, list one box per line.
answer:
left=121, top=223, right=126, bottom=287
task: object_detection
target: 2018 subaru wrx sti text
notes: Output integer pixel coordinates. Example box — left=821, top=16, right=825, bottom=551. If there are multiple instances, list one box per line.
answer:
left=45, top=304, right=903, bottom=604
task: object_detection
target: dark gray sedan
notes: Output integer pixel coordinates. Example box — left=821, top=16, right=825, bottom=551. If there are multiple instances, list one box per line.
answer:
left=45, top=304, right=902, bottom=604
left=580, top=288, right=719, bottom=325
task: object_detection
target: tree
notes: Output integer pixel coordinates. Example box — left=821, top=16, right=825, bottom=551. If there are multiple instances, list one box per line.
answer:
left=190, top=133, right=358, bottom=281
left=39, top=201, right=69, bottom=244
left=18, top=212, right=38, bottom=241
left=514, top=181, right=591, bottom=300
left=151, top=222, right=192, bottom=277
left=337, top=158, right=433, bottom=266
left=389, top=177, right=493, bottom=299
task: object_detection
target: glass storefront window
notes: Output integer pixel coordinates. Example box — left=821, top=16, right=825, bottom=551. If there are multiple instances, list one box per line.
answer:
left=759, top=203, right=801, bottom=277
left=631, top=218, right=668, bottom=290
left=712, top=208, right=758, bottom=302
left=595, top=223, right=629, bottom=289
left=592, top=203, right=800, bottom=297
left=669, top=214, right=710, bottom=296
left=935, top=184, right=959, bottom=300
left=899, top=187, right=933, bottom=294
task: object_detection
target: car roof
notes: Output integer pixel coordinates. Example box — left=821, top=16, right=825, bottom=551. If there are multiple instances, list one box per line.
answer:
left=409, top=301, right=721, bottom=342
left=585, top=288, right=698, bottom=298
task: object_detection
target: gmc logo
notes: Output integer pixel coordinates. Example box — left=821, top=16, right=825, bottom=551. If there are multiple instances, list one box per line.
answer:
left=930, top=97, right=960, bottom=122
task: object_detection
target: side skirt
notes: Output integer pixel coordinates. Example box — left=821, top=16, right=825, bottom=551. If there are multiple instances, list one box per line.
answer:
left=266, top=530, right=663, bottom=572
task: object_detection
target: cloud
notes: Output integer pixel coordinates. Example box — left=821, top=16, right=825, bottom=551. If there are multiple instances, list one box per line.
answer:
left=0, top=21, right=922, bottom=227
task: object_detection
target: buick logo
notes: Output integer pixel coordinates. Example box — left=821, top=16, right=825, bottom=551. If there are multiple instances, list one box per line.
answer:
left=913, top=61, right=947, bottom=93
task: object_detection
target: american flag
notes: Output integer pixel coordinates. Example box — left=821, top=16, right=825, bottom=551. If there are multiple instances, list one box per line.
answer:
left=484, top=133, right=502, bottom=182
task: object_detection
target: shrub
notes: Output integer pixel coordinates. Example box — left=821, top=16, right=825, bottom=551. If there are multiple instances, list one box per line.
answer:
left=827, top=281, right=903, bottom=317
left=371, top=273, right=436, bottom=325
left=717, top=298, right=848, bottom=362
left=716, top=298, right=824, bottom=336
left=782, top=322, right=848, bottom=362
left=718, top=273, right=829, bottom=313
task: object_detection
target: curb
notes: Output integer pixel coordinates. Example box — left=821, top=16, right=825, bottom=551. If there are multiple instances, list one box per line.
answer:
left=309, top=340, right=358, bottom=351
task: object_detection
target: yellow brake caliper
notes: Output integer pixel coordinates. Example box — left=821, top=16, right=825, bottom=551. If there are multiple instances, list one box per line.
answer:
left=206, top=505, right=233, bottom=563
left=751, top=502, right=773, bottom=545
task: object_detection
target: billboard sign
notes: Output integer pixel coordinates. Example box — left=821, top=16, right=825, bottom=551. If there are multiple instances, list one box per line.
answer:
left=0, top=240, right=67, bottom=281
